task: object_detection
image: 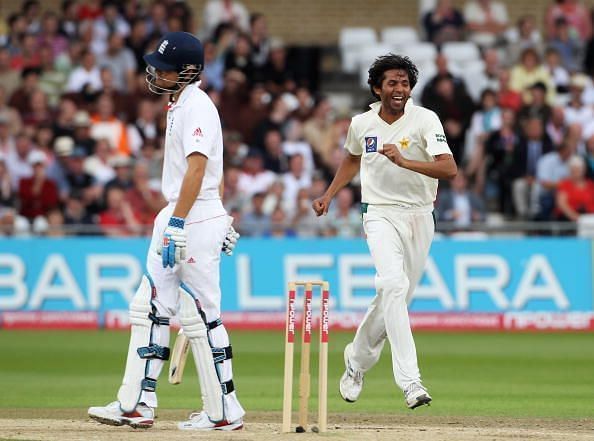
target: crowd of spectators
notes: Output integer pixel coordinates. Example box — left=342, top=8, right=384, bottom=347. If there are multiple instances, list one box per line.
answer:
left=424, top=0, right=594, bottom=229
left=3, top=0, right=594, bottom=238
left=0, top=0, right=355, bottom=238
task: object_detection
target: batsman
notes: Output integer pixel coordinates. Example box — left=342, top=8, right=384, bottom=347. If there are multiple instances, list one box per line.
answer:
left=88, top=32, right=244, bottom=431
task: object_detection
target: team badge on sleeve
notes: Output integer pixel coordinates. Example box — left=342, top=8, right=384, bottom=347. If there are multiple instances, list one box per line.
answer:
left=365, top=136, right=378, bottom=153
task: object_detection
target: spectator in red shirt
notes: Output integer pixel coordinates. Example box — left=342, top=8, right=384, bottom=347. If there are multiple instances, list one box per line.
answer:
left=8, top=67, right=41, bottom=116
left=10, top=33, right=41, bottom=70
left=497, top=68, right=523, bottom=112
left=18, top=150, right=59, bottom=221
left=77, top=0, right=103, bottom=20
left=98, top=186, right=140, bottom=237
left=125, top=161, right=166, bottom=228
left=555, top=155, right=594, bottom=221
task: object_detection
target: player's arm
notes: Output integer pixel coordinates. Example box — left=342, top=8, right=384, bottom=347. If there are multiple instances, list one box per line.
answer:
left=173, top=153, right=207, bottom=218
left=380, top=146, right=457, bottom=180
left=380, top=110, right=457, bottom=180
left=312, top=153, right=361, bottom=216
left=160, top=153, right=206, bottom=268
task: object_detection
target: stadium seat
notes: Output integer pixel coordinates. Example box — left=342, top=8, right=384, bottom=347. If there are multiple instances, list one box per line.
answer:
left=577, top=214, right=594, bottom=237
left=411, top=61, right=437, bottom=100
left=397, top=42, right=438, bottom=67
left=380, top=26, right=419, bottom=46
left=358, top=43, right=399, bottom=89
left=442, top=42, right=481, bottom=65
left=461, top=62, right=488, bottom=101
left=339, top=27, right=377, bottom=73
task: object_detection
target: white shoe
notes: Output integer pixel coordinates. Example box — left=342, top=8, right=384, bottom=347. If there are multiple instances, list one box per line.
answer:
left=88, top=401, right=154, bottom=428
left=178, top=411, right=244, bottom=431
left=404, top=382, right=432, bottom=409
left=339, top=343, right=364, bottom=403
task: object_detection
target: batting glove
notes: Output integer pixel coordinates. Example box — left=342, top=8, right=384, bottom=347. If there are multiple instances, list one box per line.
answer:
left=161, top=216, right=187, bottom=268
left=222, top=225, right=240, bottom=256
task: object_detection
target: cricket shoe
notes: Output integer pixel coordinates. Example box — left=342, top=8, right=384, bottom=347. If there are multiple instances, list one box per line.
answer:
left=88, top=401, right=154, bottom=428
left=404, top=382, right=432, bottom=409
left=339, top=343, right=364, bottom=403
left=178, top=411, right=244, bottom=431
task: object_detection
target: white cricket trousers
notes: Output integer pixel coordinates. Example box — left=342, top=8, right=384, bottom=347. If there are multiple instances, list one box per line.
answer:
left=139, top=200, right=244, bottom=421
left=350, top=204, right=434, bottom=390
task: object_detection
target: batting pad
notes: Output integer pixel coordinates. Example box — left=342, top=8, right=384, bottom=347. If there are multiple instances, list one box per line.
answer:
left=118, top=275, right=170, bottom=412
left=178, top=286, right=225, bottom=423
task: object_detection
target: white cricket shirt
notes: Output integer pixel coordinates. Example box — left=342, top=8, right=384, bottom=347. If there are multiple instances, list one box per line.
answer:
left=345, top=99, right=452, bottom=208
left=162, top=82, right=223, bottom=202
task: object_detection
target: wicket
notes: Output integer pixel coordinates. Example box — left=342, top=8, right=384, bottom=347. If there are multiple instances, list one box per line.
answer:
left=282, top=281, right=329, bottom=433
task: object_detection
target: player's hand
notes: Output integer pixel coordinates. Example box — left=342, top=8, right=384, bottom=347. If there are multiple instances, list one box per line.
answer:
left=379, top=144, right=407, bottom=167
left=312, top=196, right=331, bottom=216
left=222, top=224, right=240, bottom=256
left=161, top=216, right=187, bottom=268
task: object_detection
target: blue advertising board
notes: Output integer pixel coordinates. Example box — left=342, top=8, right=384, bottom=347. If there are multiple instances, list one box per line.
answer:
left=0, top=238, right=591, bottom=317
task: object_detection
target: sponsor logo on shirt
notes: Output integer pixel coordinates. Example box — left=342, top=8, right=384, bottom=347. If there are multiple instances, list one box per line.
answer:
left=435, top=133, right=447, bottom=143
left=365, top=136, right=378, bottom=153
left=193, top=127, right=203, bottom=137
left=399, top=137, right=410, bottom=149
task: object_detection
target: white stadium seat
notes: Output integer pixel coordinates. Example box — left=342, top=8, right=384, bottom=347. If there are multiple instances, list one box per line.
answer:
left=358, top=43, right=399, bottom=88
left=411, top=61, right=436, bottom=100
left=577, top=214, right=594, bottom=237
left=460, top=60, right=487, bottom=101
left=339, top=27, right=377, bottom=73
left=442, top=41, right=481, bottom=64
left=397, top=42, right=438, bottom=66
left=380, top=26, right=419, bottom=46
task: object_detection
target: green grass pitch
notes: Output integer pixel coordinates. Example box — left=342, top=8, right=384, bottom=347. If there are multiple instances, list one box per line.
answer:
left=1, top=330, right=593, bottom=418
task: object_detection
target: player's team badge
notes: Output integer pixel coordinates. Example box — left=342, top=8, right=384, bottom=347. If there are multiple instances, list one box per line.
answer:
left=399, top=137, right=410, bottom=149
left=158, top=39, right=169, bottom=54
left=365, top=136, right=378, bottom=153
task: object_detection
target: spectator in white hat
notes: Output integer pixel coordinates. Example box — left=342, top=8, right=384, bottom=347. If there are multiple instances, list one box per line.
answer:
left=72, top=110, right=96, bottom=155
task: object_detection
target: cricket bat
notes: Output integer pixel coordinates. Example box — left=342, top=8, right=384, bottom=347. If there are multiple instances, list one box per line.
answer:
left=169, top=329, right=190, bottom=384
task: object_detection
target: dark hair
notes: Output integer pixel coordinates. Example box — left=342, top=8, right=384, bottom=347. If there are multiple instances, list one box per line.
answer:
left=530, top=81, right=547, bottom=93
left=61, top=0, right=74, bottom=12
left=367, top=54, right=418, bottom=99
left=7, top=13, right=22, bottom=27
left=480, top=88, right=497, bottom=105
left=22, top=0, right=39, bottom=14
left=21, top=67, right=41, bottom=79
left=250, top=12, right=264, bottom=26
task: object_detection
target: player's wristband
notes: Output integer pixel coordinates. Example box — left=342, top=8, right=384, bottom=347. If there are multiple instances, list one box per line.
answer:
left=168, top=216, right=185, bottom=228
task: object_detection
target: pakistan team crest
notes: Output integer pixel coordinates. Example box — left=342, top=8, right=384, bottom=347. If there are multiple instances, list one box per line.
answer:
left=399, top=137, right=410, bottom=149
